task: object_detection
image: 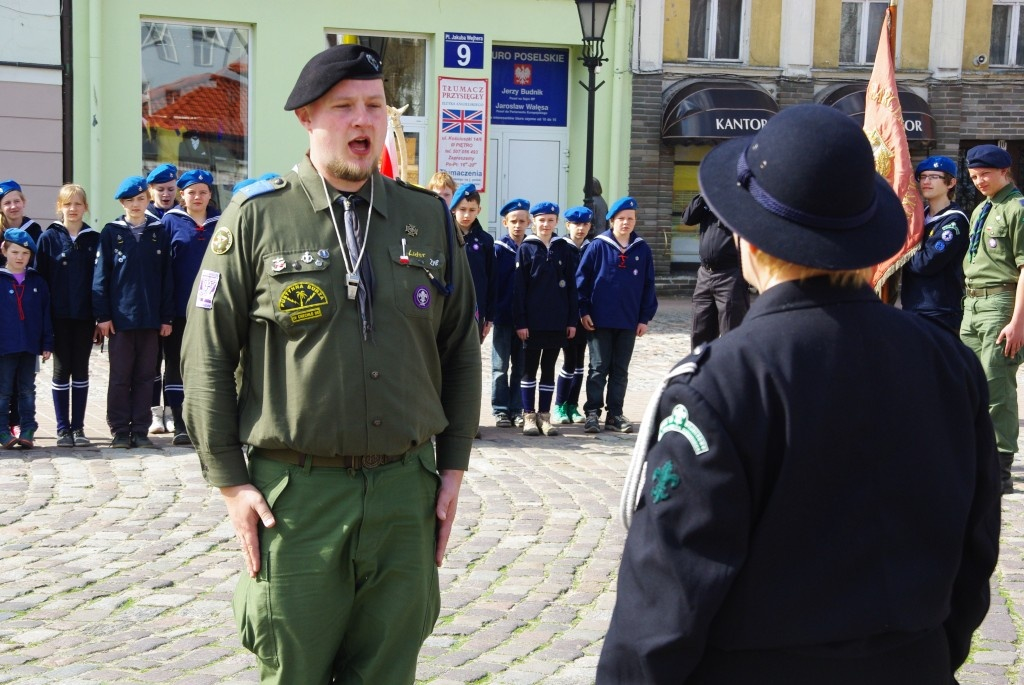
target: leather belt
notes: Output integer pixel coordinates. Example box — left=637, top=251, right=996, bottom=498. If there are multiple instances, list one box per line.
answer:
left=701, top=261, right=738, bottom=272
left=966, top=283, right=1016, bottom=298
left=251, top=447, right=404, bottom=469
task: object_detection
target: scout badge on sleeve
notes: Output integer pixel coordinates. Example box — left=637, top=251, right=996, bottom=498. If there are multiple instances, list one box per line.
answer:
left=619, top=357, right=701, bottom=529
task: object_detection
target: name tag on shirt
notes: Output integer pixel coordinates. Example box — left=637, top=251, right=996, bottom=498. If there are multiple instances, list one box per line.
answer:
left=195, top=270, right=221, bottom=309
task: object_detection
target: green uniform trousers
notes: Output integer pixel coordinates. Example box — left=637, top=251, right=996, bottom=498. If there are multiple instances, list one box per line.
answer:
left=234, top=442, right=442, bottom=684
left=961, top=292, right=1023, bottom=454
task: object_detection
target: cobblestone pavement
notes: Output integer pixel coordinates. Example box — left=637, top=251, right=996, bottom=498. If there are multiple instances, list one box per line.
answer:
left=1, top=296, right=1023, bottom=684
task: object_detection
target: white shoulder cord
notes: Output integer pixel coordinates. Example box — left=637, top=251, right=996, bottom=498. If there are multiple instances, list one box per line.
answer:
left=321, top=173, right=373, bottom=276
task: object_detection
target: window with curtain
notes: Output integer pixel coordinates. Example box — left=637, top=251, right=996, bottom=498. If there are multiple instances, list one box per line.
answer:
left=839, top=1, right=888, bottom=64
left=688, top=0, right=745, bottom=61
left=991, top=1, right=1024, bottom=66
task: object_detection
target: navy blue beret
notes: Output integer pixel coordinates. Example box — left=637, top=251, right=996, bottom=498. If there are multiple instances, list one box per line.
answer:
left=967, top=144, right=1012, bottom=169
left=607, top=196, right=638, bottom=220
left=500, top=198, right=530, bottom=216
left=114, top=176, right=148, bottom=200
left=284, top=44, right=383, bottom=111
left=530, top=201, right=559, bottom=217
left=450, top=183, right=479, bottom=210
left=915, top=156, right=957, bottom=179
left=177, top=169, right=214, bottom=190
left=564, top=206, right=593, bottom=223
left=3, top=228, right=37, bottom=254
left=146, top=164, right=178, bottom=185
left=0, top=179, right=22, bottom=201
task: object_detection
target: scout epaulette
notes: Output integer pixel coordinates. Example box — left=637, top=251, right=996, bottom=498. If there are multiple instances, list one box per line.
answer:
left=231, top=176, right=288, bottom=206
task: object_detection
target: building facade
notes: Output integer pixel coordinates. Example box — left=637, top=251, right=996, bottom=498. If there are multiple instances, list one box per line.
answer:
left=69, top=0, right=635, bottom=236
left=632, top=0, right=1024, bottom=293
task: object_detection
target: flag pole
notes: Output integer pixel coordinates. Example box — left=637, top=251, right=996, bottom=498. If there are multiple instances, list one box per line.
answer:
left=888, top=1, right=897, bottom=57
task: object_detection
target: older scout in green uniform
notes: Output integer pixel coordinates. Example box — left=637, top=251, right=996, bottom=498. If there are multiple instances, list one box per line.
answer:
left=961, top=143, right=1024, bottom=494
left=180, top=45, right=481, bottom=684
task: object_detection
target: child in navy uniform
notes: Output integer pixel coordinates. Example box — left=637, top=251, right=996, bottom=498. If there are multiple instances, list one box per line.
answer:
left=144, top=163, right=179, bottom=434
left=491, top=198, right=530, bottom=428
left=93, top=176, right=174, bottom=448
left=0, top=229, right=53, bottom=449
left=162, top=169, right=220, bottom=445
left=514, top=202, right=578, bottom=436
left=553, top=205, right=593, bottom=425
left=451, top=183, right=495, bottom=341
left=577, top=196, right=657, bottom=433
left=36, top=184, right=101, bottom=447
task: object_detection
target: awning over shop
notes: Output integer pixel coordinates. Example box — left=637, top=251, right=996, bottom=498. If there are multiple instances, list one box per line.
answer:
left=816, top=84, right=935, bottom=141
left=661, top=80, right=779, bottom=144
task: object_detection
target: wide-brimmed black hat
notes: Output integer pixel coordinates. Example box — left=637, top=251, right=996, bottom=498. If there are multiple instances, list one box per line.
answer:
left=284, top=44, right=383, bottom=111
left=698, top=104, right=906, bottom=270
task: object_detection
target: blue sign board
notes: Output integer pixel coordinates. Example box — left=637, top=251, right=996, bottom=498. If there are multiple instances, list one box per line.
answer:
left=491, top=45, right=569, bottom=127
left=444, top=32, right=485, bottom=69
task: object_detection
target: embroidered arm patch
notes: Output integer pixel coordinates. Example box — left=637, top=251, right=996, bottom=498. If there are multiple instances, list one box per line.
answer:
left=650, top=461, right=680, bottom=503
left=658, top=404, right=709, bottom=455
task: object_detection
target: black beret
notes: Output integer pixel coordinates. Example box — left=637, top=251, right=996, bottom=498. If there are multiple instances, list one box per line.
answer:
left=284, top=44, right=383, bottom=111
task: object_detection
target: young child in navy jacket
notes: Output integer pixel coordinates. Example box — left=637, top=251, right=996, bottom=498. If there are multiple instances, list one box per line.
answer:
left=491, top=198, right=530, bottom=428
left=514, top=202, right=578, bottom=436
left=0, top=229, right=53, bottom=449
left=576, top=197, right=657, bottom=433
left=36, top=184, right=101, bottom=447
left=553, top=205, right=593, bottom=425
left=93, top=176, right=173, bottom=448
left=451, top=183, right=495, bottom=341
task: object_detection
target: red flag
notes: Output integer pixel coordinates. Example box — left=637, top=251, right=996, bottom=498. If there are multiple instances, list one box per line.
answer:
left=379, top=117, right=397, bottom=179
left=863, top=4, right=924, bottom=292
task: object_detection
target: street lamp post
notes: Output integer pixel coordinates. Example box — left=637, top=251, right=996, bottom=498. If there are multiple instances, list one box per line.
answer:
left=575, top=0, right=615, bottom=211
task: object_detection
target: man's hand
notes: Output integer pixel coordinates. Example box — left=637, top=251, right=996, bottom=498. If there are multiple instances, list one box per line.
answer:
left=97, top=320, right=115, bottom=338
left=435, top=469, right=464, bottom=567
left=636, top=322, right=649, bottom=337
left=220, top=484, right=276, bottom=577
left=997, top=319, right=1024, bottom=358
left=516, top=327, right=529, bottom=341
left=581, top=315, right=596, bottom=332
left=567, top=326, right=576, bottom=340
left=159, top=323, right=172, bottom=337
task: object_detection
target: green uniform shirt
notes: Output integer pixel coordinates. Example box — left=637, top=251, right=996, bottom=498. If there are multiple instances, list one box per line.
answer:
left=963, top=183, right=1024, bottom=289
left=182, top=158, right=481, bottom=487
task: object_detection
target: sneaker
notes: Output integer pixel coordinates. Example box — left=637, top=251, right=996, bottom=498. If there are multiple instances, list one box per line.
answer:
left=163, top=407, right=175, bottom=433
left=584, top=412, right=602, bottom=434
left=16, top=430, right=34, bottom=449
left=538, top=412, right=559, bottom=436
left=72, top=430, right=91, bottom=447
left=522, top=412, right=540, bottom=436
left=132, top=433, right=155, bottom=448
left=605, top=414, right=633, bottom=433
left=552, top=403, right=571, bottom=425
left=57, top=430, right=75, bottom=448
left=110, top=432, right=132, bottom=449
left=0, top=431, right=15, bottom=449
left=172, top=431, right=192, bottom=446
left=149, top=407, right=167, bottom=434
left=494, top=412, right=512, bottom=428
left=512, top=413, right=525, bottom=428
left=566, top=404, right=584, bottom=423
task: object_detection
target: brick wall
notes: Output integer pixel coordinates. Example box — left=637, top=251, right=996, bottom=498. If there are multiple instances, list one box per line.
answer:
left=927, top=81, right=963, bottom=157
left=958, top=81, right=1024, bottom=139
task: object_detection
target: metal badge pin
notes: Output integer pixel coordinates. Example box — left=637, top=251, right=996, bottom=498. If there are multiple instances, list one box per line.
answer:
left=318, top=249, right=330, bottom=259
left=272, top=257, right=286, bottom=272
left=301, top=251, right=314, bottom=264
left=400, top=238, right=410, bottom=265
left=314, top=259, right=324, bottom=267
left=292, top=262, right=301, bottom=270
left=347, top=273, right=360, bottom=300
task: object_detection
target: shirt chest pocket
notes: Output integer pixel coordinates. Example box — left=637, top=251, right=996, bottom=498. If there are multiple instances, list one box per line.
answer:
left=263, top=251, right=338, bottom=335
left=388, top=245, right=446, bottom=318
left=986, top=220, right=1009, bottom=256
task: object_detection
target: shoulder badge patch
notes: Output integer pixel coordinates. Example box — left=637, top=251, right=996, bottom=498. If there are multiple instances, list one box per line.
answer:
left=650, top=461, right=680, bottom=503
left=658, top=404, right=709, bottom=455
left=211, top=227, right=233, bottom=255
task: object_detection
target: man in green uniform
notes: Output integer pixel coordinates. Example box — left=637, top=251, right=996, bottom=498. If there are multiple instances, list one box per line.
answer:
left=181, top=44, right=481, bottom=684
left=961, top=143, right=1024, bottom=494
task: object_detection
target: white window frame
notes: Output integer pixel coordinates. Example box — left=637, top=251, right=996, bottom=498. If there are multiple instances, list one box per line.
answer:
left=840, top=0, right=889, bottom=65
left=992, top=0, right=1024, bottom=66
left=688, top=0, right=750, bottom=63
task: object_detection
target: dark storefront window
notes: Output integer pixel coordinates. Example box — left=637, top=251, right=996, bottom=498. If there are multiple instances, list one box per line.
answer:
left=141, top=21, right=250, bottom=208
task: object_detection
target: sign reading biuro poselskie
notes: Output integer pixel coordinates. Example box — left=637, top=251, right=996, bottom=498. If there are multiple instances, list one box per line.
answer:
left=490, top=45, right=569, bottom=127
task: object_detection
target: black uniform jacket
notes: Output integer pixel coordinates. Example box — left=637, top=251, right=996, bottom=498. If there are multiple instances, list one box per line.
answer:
left=682, top=194, right=739, bottom=269
left=598, top=277, right=1000, bottom=685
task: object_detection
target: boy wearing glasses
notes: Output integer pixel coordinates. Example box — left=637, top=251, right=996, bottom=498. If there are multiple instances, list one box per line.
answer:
left=901, top=156, right=969, bottom=332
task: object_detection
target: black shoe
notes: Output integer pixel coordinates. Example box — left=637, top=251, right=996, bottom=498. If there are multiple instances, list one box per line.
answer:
left=604, top=415, right=634, bottom=433
left=57, top=429, right=75, bottom=448
left=584, top=412, right=602, bottom=434
left=132, top=433, right=155, bottom=448
left=110, top=432, right=132, bottom=449
left=172, top=431, right=192, bottom=446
